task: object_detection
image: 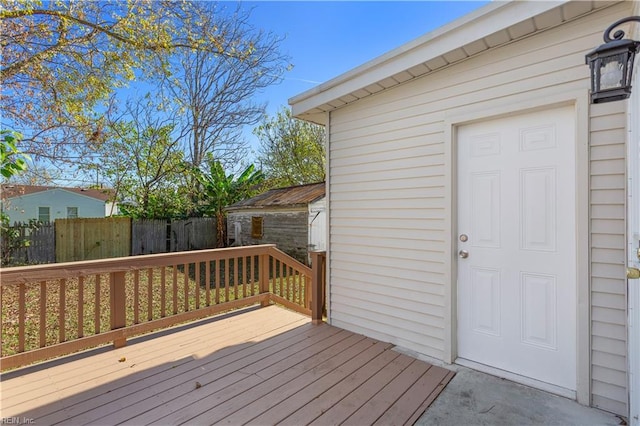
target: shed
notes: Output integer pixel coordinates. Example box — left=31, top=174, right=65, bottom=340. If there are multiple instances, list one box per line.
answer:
left=290, top=0, right=640, bottom=421
left=225, top=182, right=325, bottom=264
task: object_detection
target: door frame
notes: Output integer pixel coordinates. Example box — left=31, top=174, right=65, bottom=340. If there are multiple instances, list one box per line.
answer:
left=442, top=89, right=591, bottom=405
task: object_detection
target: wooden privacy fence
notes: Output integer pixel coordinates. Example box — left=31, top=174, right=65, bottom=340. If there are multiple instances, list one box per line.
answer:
left=56, top=217, right=131, bottom=262
left=0, top=245, right=325, bottom=371
left=2, top=222, right=55, bottom=265
left=131, top=218, right=217, bottom=255
left=4, top=217, right=218, bottom=265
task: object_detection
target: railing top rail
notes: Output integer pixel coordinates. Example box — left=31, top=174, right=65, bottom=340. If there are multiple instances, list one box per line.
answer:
left=0, top=244, right=277, bottom=286
left=267, top=247, right=312, bottom=276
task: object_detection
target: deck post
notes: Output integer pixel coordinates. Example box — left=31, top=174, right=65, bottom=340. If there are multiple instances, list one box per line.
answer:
left=259, top=253, right=270, bottom=307
left=310, top=251, right=326, bottom=324
left=110, top=271, right=127, bottom=348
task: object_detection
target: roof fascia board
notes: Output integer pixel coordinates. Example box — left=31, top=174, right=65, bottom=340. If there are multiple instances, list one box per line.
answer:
left=290, top=0, right=568, bottom=116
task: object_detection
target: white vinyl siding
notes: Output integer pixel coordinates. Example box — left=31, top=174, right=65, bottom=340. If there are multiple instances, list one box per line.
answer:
left=326, top=3, right=629, bottom=414
left=589, top=100, right=628, bottom=415
left=4, top=189, right=105, bottom=223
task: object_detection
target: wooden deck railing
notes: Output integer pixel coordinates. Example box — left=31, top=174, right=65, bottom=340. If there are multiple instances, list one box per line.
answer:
left=0, top=245, right=324, bottom=371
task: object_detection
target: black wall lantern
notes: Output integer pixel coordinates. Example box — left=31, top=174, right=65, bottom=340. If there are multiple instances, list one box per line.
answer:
left=585, top=16, right=640, bottom=104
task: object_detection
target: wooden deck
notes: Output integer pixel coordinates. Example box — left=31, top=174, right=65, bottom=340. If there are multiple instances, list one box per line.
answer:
left=0, top=306, right=454, bottom=425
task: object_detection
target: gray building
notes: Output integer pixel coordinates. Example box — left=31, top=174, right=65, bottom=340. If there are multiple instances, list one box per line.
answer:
left=225, top=182, right=325, bottom=265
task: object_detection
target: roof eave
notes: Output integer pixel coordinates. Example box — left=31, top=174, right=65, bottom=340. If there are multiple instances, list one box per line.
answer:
left=289, top=0, right=583, bottom=124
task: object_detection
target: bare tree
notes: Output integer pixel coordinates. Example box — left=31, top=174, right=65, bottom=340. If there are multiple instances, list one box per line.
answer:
left=159, top=3, right=290, bottom=169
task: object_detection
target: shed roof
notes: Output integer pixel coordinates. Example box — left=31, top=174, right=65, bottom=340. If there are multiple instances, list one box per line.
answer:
left=289, top=0, right=619, bottom=124
left=226, top=182, right=325, bottom=210
left=1, top=184, right=113, bottom=202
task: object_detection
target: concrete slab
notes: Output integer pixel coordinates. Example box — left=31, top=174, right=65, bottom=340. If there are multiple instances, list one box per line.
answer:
left=416, top=367, right=623, bottom=426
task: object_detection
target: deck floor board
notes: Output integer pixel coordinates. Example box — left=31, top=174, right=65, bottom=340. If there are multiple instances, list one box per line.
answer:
left=0, top=306, right=454, bottom=425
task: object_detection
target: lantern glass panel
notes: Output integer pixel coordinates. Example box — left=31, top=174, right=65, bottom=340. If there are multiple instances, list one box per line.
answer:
left=598, top=53, right=625, bottom=90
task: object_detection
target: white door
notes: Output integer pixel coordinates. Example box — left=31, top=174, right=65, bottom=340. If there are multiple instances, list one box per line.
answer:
left=457, top=106, right=577, bottom=391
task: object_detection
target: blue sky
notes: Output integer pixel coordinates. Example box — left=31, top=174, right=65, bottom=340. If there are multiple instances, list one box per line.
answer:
left=239, top=1, right=489, bottom=154
left=47, top=1, right=490, bottom=185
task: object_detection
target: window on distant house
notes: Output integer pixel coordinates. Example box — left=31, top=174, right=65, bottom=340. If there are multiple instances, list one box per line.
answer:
left=251, top=216, right=263, bottom=239
left=67, top=207, right=78, bottom=218
left=38, top=206, right=50, bottom=223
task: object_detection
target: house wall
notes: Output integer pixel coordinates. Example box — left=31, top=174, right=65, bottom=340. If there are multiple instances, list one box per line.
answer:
left=227, top=207, right=309, bottom=264
left=589, top=100, right=629, bottom=415
left=326, top=3, right=630, bottom=415
left=2, top=189, right=106, bottom=223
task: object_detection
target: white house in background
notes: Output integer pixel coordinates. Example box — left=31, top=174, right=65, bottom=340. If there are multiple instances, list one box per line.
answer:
left=1, top=184, right=118, bottom=223
left=290, top=0, right=639, bottom=422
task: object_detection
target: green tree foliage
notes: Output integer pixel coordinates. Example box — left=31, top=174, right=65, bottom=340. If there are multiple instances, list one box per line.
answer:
left=90, top=98, right=189, bottom=219
left=1, top=130, right=29, bottom=179
left=0, top=130, right=34, bottom=266
left=254, top=107, right=325, bottom=187
left=194, top=158, right=264, bottom=247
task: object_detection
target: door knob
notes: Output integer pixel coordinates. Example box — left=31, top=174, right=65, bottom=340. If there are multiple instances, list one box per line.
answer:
left=459, top=250, right=469, bottom=259
left=628, top=267, right=640, bottom=279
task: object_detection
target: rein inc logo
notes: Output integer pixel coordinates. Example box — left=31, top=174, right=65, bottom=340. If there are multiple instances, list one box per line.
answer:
left=1, top=419, right=35, bottom=424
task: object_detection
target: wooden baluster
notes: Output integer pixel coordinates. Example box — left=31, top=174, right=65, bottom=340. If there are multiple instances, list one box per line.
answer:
left=293, top=269, right=299, bottom=305
left=172, top=265, right=178, bottom=315
left=110, top=272, right=126, bottom=348
left=133, top=270, right=140, bottom=324
left=279, top=260, right=284, bottom=297
left=259, top=254, right=270, bottom=307
left=271, top=258, right=276, bottom=295
left=284, top=263, right=288, bottom=298
left=195, top=261, right=200, bottom=309
left=160, top=268, right=166, bottom=318
left=95, top=275, right=101, bottom=334
left=225, top=258, right=230, bottom=303
left=250, top=255, right=255, bottom=296
left=205, top=261, right=211, bottom=306
left=215, top=259, right=220, bottom=305
left=298, top=270, right=304, bottom=306
left=235, top=256, right=240, bottom=299
left=183, top=263, right=189, bottom=312
left=147, top=268, right=153, bottom=321
left=78, top=276, right=84, bottom=338
left=283, top=264, right=288, bottom=300
left=243, top=256, right=249, bottom=298
left=39, top=281, right=46, bottom=347
left=271, top=256, right=275, bottom=295
left=59, top=279, right=66, bottom=343
left=18, top=283, right=25, bottom=353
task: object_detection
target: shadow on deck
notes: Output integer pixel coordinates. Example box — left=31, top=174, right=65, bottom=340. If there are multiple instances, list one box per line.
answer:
left=1, top=306, right=454, bottom=425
